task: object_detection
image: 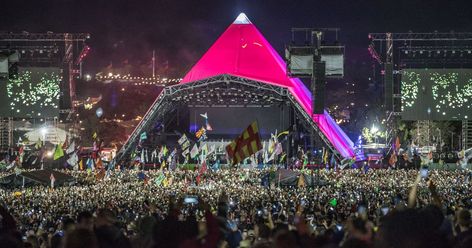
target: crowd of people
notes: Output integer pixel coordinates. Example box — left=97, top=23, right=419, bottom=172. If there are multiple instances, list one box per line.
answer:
left=0, top=167, right=471, bottom=248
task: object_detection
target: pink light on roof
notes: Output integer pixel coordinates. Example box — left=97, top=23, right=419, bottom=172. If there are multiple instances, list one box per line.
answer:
left=180, top=13, right=355, bottom=158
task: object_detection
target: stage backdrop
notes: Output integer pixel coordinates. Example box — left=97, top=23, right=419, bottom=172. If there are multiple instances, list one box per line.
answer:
left=401, top=68, right=472, bottom=120
left=189, top=106, right=289, bottom=138
left=0, top=67, right=61, bottom=118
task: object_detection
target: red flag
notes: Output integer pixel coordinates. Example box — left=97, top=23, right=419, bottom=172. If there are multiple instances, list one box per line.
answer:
left=389, top=153, right=397, bottom=166
left=62, top=135, right=69, bottom=150
left=196, top=160, right=207, bottom=185
left=394, top=137, right=400, bottom=153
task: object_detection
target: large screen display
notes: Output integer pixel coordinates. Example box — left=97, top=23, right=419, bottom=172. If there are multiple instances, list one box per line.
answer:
left=401, top=69, right=472, bottom=120
left=189, top=106, right=289, bottom=138
left=0, top=67, right=62, bottom=118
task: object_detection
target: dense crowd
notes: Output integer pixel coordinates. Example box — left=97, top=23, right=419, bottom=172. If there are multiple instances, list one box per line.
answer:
left=0, top=167, right=471, bottom=248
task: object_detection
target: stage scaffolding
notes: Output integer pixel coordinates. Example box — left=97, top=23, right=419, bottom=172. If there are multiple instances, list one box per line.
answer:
left=368, top=32, right=472, bottom=153
left=116, top=74, right=343, bottom=165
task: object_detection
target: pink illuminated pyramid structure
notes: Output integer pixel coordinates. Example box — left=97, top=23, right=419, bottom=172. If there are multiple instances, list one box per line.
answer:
left=181, top=13, right=355, bottom=158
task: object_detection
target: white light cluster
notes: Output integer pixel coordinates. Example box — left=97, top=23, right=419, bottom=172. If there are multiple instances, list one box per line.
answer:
left=401, top=71, right=419, bottom=111
left=7, top=70, right=61, bottom=115
left=96, top=73, right=181, bottom=86
left=431, top=72, right=472, bottom=114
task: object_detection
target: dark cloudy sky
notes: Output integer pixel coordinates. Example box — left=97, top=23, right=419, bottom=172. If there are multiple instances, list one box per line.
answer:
left=1, top=0, right=471, bottom=75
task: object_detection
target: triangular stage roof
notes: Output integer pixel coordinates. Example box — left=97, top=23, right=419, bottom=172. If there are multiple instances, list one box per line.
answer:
left=181, top=13, right=355, bottom=158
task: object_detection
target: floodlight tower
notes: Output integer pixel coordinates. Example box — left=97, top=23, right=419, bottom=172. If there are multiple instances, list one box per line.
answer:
left=285, top=28, right=345, bottom=154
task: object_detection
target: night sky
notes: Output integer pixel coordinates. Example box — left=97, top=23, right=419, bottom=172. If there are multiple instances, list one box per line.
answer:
left=2, top=0, right=471, bottom=75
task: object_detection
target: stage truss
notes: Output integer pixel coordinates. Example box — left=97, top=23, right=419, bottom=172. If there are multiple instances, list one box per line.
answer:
left=116, top=74, right=343, bottom=164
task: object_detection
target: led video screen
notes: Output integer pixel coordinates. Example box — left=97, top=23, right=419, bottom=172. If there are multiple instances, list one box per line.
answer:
left=189, top=106, right=289, bottom=138
left=401, top=69, right=472, bottom=120
left=0, top=67, right=62, bottom=118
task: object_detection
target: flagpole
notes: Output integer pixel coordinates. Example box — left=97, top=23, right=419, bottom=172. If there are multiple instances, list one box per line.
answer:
left=152, top=50, right=156, bottom=78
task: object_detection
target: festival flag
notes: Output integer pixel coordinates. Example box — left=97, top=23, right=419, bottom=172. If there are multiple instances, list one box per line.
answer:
left=226, top=121, right=262, bottom=165
left=95, top=158, right=104, bottom=170
left=297, top=174, right=306, bottom=188
left=209, top=144, right=216, bottom=155
left=158, top=146, right=164, bottom=162
left=86, top=158, right=95, bottom=171
left=50, top=173, right=56, bottom=189
left=92, top=132, right=97, bottom=140
left=107, top=159, right=116, bottom=172
left=96, top=168, right=106, bottom=181
left=324, top=150, right=329, bottom=164
left=162, top=146, right=168, bottom=157
left=79, top=159, right=84, bottom=170
left=268, top=138, right=275, bottom=154
left=212, top=160, right=220, bottom=171
left=279, top=153, right=286, bottom=163
left=190, top=143, right=199, bottom=159
left=35, top=137, right=42, bottom=149
left=140, top=132, right=148, bottom=141
left=302, top=157, right=308, bottom=170
left=18, top=146, right=24, bottom=164
left=388, top=153, right=397, bottom=166
left=162, top=177, right=169, bottom=187
left=67, top=153, right=79, bottom=169
left=154, top=172, right=166, bottom=186
left=196, top=127, right=206, bottom=139
left=206, top=122, right=213, bottom=131
left=330, top=153, right=336, bottom=167
left=274, top=142, right=283, bottom=156
left=62, top=135, right=68, bottom=150
left=201, top=143, right=208, bottom=160
left=53, top=144, right=64, bottom=160
left=196, top=160, right=207, bottom=184
left=263, top=149, right=269, bottom=164
left=141, top=150, right=146, bottom=164
left=160, top=160, right=166, bottom=170
left=268, top=151, right=275, bottom=163
left=66, top=141, right=76, bottom=154
left=178, top=134, right=187, bottom=145
left=151, top=149, right=158, bottom=162
left=394, top=136, right=401, bottom=153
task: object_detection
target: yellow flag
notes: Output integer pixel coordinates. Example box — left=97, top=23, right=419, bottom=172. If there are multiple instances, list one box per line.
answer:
left=160, top=160, right=166, bottom=170
left=79, top=160, right=84, bottom=170
left=162, top=177, right=168, bottom=187
left=92, top=132, right=97, bottom=139
left=298, top=174, right=306, bottom=188
left=53, top=145, right=64, bottom=160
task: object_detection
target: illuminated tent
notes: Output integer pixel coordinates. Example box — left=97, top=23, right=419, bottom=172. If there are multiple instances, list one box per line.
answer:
left=181, top=13, right=355, bottom=158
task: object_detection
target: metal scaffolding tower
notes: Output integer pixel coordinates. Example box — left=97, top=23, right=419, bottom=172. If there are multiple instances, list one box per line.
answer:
left=368, top=31, right=472, bottom=152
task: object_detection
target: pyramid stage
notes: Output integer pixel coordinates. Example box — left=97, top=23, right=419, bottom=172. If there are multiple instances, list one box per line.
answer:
left=116, top=14, right=357, bottom=165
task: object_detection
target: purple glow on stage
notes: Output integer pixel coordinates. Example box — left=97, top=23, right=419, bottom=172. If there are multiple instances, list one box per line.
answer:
left=180, top=13, right=355, bottom=158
